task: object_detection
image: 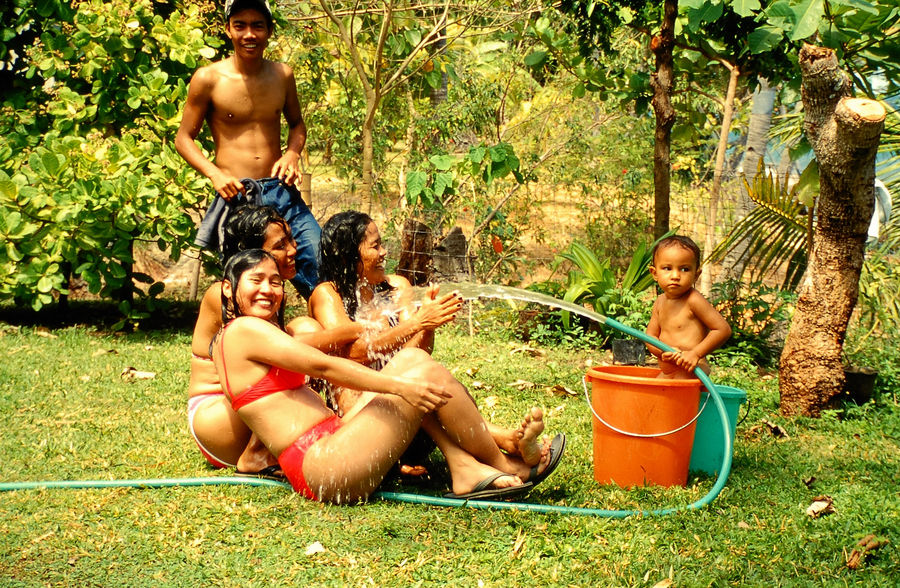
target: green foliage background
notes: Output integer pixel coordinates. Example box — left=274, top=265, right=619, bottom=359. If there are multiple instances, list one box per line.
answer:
left=0, top=0, right=221, bottom=320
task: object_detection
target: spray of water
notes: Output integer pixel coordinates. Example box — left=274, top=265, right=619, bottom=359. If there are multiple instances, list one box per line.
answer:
left=412, top=282, right=657, bottom=346
left=353, top=282, right=408, bottom=367
left=415, top=282, right=609, bottom=324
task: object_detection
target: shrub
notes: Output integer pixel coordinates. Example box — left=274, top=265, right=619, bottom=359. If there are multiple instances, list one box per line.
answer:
left=710, top=279, right=796, bottom=368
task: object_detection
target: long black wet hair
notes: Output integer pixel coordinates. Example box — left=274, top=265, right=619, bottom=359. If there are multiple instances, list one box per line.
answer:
left=318, top=210, right=393, bottom=318
left=222, top=204, right=289, bottom=265
left=221, top=249, right=286, bottom=329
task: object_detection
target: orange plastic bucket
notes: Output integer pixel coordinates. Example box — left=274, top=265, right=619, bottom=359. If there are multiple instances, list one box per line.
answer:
left=585, top=366, right=702, bottom=487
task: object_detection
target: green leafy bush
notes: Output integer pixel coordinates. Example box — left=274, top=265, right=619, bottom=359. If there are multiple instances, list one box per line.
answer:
left=710, top=279, right=796, bottom=368
left=0, top=0, right=220, bottom=321
left=604, top=287, right=653, bottom=331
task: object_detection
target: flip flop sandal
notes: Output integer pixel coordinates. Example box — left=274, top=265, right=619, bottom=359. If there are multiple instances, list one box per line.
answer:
left=235, top=465, right=286, bottom=481
left=528, top=433, right=566, bottom=487
left=443, top=473, right=533, bottom=501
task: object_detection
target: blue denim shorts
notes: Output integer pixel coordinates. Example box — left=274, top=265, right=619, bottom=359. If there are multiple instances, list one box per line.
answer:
left=195, top=177, right=321, bottom=299
left=253, top=178, right=321, bottom=299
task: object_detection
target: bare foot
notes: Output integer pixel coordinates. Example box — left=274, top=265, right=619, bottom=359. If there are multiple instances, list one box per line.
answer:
left=516, top=407, right=546, bottom=467
left=235, top=433, right=279, bottom=474
left=449, top=461, right=524, bottom=496
left=399, top=464, right=428, bottom=477
left=488, top=422, right=521, bottom=455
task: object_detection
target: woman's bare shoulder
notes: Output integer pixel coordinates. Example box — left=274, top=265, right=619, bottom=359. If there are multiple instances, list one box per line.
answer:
left=309, top=281, right=340, bottom=307
left=224, top=316, right=282, bottom=339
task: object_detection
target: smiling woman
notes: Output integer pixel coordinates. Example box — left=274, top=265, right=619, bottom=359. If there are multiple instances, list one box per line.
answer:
left=305, top=211, right=567, bottom=496
left=212, top=249, right=559, bottom=503
left=188, top=205, right=303, bottom=477
left=222, top=251, right=286, bottom=323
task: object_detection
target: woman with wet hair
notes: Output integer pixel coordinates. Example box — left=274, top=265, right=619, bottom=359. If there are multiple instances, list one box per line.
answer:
left=212, top=249, right=543, bottom=502
left=188, top=205, right=360, bottom=478
left=308, top=211, right=566, bottom=494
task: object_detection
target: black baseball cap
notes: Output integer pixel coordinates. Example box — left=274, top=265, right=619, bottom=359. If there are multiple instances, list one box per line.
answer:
left=224, top=0, right=273, bottom=24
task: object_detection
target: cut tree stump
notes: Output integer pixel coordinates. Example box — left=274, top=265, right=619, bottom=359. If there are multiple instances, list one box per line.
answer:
left=396, top=218, right=432, bottom=286
left=778, top=45, right=885, bottom=417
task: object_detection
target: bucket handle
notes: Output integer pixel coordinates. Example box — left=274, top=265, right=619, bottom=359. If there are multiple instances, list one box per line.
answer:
left=581, top=376, right=709, bottom=438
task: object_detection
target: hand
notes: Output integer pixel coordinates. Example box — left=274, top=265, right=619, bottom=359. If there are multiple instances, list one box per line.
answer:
left=675, top=351, right=700, bottom=372
left=395, top=377, right=451, bottom=413
left=271, top=152, right=300, bottom=186
left=660, top=350, right=680, bottom=364
left=414, top=291, right=462, bottom=331
left=211, top=171, right=245, bottom=202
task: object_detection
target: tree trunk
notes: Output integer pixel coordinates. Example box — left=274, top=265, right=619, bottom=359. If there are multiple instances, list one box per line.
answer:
left=429, top=32, right=447, bottom=107
left=779, top=45, right=885, bottom=417
left=397, top=218, right=433, bottom=286
left=649, top=0, right=677, bottom=240
left=360, top=96, right=379, bottom=211
left=722, top=78, right=776, bottom=281
left=399, top=91, right=419, bottom=206
left=699, top=64, right=740, bottom=295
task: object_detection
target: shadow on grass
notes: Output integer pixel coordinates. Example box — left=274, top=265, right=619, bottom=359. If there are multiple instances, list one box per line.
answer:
left=0, top=299, right=200, bottom=332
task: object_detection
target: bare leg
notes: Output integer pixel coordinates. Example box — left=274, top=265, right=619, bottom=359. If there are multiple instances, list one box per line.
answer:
left=302, top=383, right=424, bottom=504
left=389, top=349, right=552, bottom=482
left=421, top=416, right=522, bottom=495
left=303, top=347, right=554, bottom=502
left=191, top=395, right=252, bottom=467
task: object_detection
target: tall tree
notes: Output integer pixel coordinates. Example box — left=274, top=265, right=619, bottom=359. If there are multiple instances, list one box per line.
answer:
left=288, top=0, right=537, bottom=204
left=779, top=45, right=885, bottom=417
left=722, top=77, right=777, bottom=280
left=649, top=0, right=678, bottom=240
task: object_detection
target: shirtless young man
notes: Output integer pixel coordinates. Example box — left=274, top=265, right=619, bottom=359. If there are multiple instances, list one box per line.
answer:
left=645, top=235, right=732, bottom=379
left=176, top=0, right=321, bottom=299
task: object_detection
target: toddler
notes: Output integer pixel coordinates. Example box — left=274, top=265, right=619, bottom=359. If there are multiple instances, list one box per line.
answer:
left=645, top=236, right=732, bottom=379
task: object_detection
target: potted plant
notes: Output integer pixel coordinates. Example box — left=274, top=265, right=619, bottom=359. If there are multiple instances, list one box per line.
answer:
left=606, top=287, right=653, bottom=365
left=843, top=365, right=878, bottom=404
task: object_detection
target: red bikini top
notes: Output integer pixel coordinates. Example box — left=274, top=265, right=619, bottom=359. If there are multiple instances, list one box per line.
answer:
left=218, top=324, right=307, bottom=411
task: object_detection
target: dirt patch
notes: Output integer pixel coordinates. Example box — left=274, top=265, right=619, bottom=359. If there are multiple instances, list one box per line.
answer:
left=73, top=175, right=617, bottom=303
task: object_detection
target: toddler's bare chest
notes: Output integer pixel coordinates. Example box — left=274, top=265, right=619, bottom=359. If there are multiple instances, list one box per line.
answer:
left=660, top=300, right=699, bottom=332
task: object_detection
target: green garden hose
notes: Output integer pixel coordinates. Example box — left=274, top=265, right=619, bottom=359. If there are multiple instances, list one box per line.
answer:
left=0, top=316, right=732, bottom=517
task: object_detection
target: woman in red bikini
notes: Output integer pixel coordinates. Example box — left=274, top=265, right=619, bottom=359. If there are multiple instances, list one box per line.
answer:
left=188, top=205, right=359, bottom=477
left=213, top=248, right=562, bottom=502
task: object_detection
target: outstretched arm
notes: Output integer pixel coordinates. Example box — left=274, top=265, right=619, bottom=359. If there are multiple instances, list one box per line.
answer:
left=175, top=68, right=245, bottom=200
left=309, top=280, right=460, bottom=364
left=236, top=317, right=451, bottom=412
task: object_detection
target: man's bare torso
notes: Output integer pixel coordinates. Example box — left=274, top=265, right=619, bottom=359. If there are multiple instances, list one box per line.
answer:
left=205, top=57, right=288, bottom=179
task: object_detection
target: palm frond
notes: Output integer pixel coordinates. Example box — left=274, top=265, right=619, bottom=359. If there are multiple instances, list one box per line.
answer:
left=709, top=161, right=809, bottom=289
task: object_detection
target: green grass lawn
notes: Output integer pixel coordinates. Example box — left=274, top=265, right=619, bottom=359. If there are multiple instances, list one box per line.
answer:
left=1, top=312, right=898, bottom=586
